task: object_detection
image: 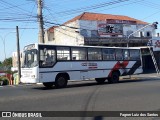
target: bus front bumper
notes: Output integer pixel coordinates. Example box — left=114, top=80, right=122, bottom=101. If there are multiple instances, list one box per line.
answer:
left=20, top=77, right=38, bottom=84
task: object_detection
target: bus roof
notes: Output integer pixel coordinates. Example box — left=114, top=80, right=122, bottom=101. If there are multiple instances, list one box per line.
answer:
left=26, top=43, right=147, bottom=50
left=41, top=43, right=145, bottom=49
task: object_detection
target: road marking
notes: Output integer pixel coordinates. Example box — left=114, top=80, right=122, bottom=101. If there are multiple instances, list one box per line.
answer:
left=7, top=85, right=16, bottom=87
left=151, top=76, right=159, bottom=77
left=25, top=84, right=32, bottom=86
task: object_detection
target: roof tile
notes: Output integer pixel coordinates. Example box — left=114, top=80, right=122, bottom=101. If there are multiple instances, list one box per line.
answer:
left=64, top=12, right=148, bottom=25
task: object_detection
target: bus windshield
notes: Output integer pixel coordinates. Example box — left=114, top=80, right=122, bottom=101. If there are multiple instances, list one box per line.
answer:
left=22, top=49, right=38, bottom=68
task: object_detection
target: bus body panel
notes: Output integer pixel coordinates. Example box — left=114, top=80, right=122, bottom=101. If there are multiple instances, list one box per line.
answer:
left=21, top=67, right=39, bottom=83
left=38, top=60, right=142, bottom=83
left=20, top=43, right=143, bottom=85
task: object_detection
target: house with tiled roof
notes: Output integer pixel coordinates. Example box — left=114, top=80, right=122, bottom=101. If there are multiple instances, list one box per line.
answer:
left=44, top=12, right=157, bottom=47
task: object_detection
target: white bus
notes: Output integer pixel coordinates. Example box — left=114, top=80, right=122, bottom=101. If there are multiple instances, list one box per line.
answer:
left=20, top=43, right=143, bottom=88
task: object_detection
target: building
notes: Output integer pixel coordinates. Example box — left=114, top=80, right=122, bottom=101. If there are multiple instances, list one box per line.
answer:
left=44, top=12, right=157, bottom=47
left=11, top=51, right=23, bottom=72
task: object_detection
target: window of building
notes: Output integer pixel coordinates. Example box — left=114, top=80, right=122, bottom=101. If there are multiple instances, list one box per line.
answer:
left=91, top=30, right=99, bottom=37
left=48, top=33, right=55, bottom=41
left=80, top=29, right=88, bottom=37
left=146, top=31, right=151, bottom=37
left=88, top=48, right=102, bottom=60
left=140, top=31, right=144, bottom=37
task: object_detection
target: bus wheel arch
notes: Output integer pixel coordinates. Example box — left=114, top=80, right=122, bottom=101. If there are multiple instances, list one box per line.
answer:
left=43, top=82, right=54, bottom=88
left=108, top=70, right=120, bottom=83
left=95, top=78, right=106, bottom=84
left=55, top=73, right=69, bottom=88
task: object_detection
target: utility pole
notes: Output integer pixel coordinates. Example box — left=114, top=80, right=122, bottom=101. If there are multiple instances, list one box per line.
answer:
left=37, top=0, right=44, bottom=43
left=16, top=26, right=21, bottom=83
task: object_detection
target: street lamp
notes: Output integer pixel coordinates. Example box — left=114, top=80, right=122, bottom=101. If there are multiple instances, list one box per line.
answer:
left=0, top=35, right=7, bottom=62
left=0, top=32, right=15, bottom=70
left=127, top=22, right=158, bottom=47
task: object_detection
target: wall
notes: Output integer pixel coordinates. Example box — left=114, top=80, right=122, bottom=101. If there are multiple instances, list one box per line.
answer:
left=78, top=20, right=155, bottom=38
left=45, top=20, right=84, bottom=45
left=136, top=24, right=155, bottom=37
left=44, top=29, right=55, bottom=44
left=45, top=19, right=156, bottom=45
left=123, top=24, right=137, bottom=37
left=11, top=51, right=23, bottom=71
left=79, top=20, right=98, bottom=37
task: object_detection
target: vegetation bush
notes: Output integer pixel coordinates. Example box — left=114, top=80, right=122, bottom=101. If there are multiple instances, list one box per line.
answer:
left=0, top=77, right=9, bottom=85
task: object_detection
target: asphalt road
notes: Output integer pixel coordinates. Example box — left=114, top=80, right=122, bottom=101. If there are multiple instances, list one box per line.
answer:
left=0, top=73, right=160, bottom=120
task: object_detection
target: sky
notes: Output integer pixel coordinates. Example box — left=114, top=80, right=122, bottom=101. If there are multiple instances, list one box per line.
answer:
left=0, top=0, right=160, bottom=62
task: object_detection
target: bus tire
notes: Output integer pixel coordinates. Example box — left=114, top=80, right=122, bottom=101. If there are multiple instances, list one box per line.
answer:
left=55, top=75, right=68, bottom=88
left=43, top=82, right=54, bottom=88
left=95, top=78, right=106, bottom=84
left=108, top=71, right=119, bottom=83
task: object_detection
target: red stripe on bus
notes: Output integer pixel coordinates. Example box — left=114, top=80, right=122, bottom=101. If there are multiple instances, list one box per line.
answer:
left=89, top=66, right=97, bottom=69
left=109, top=61, right=129, bottom=77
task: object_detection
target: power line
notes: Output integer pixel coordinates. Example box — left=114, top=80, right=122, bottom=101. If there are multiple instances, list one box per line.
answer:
left=19, top=3, right=37, bottom=40
left=44, top=0, right=143, bottom=25
left=92, top=0, right=143, bottom=13
left=55, top=0, right=130, bottom=15
left=44, top=6, right=59, bottom=20
left=0, top=19, right=37, bottom=22
left=54, top=27, right=81, bottom=41
left=0, top=2, right=33, bottom=11
left=43, top=0, right=133, bottom=22
left=139, top=0, right=160, bottom=10
left=142, top=10, right=160, bottom=20
left=44, top=21, right=80, bottom=30
left=0, top=28, right=37, bottom=30
left=0, top=0, right=33, bottom=14
left=0, top=0, right=37, bottom=23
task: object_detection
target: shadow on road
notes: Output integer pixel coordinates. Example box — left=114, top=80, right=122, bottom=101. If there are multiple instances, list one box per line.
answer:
left=32, top=77, right=160, bottom=90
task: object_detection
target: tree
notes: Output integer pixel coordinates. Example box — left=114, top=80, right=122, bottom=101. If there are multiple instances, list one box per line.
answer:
left=3, top=57, right=12, bottom=66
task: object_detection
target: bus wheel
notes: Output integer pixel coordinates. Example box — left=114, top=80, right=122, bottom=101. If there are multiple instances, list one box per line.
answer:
left=43, top=82, right=54, bottom=88
left=95, top=78, right=106, bottom=84
left=108, top=71, right=119, bottom=83
left=55, top=76, right=68, bottom=88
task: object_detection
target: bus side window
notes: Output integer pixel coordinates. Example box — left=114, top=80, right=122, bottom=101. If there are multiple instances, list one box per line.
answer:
left=115, top=49, right=123, bottom=60
left=130, top=49, right=140, bottom=60
left=123, top=49, right=130, bottom=60
left=57, top=47, right=70, bottom=61
left=102, top=49, right=115, bottom=60
left=39, top=48, right=56, bottom=67
left=88, top=48, right=102, bottom=60
left=71, top=47, right=87, bottom=60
